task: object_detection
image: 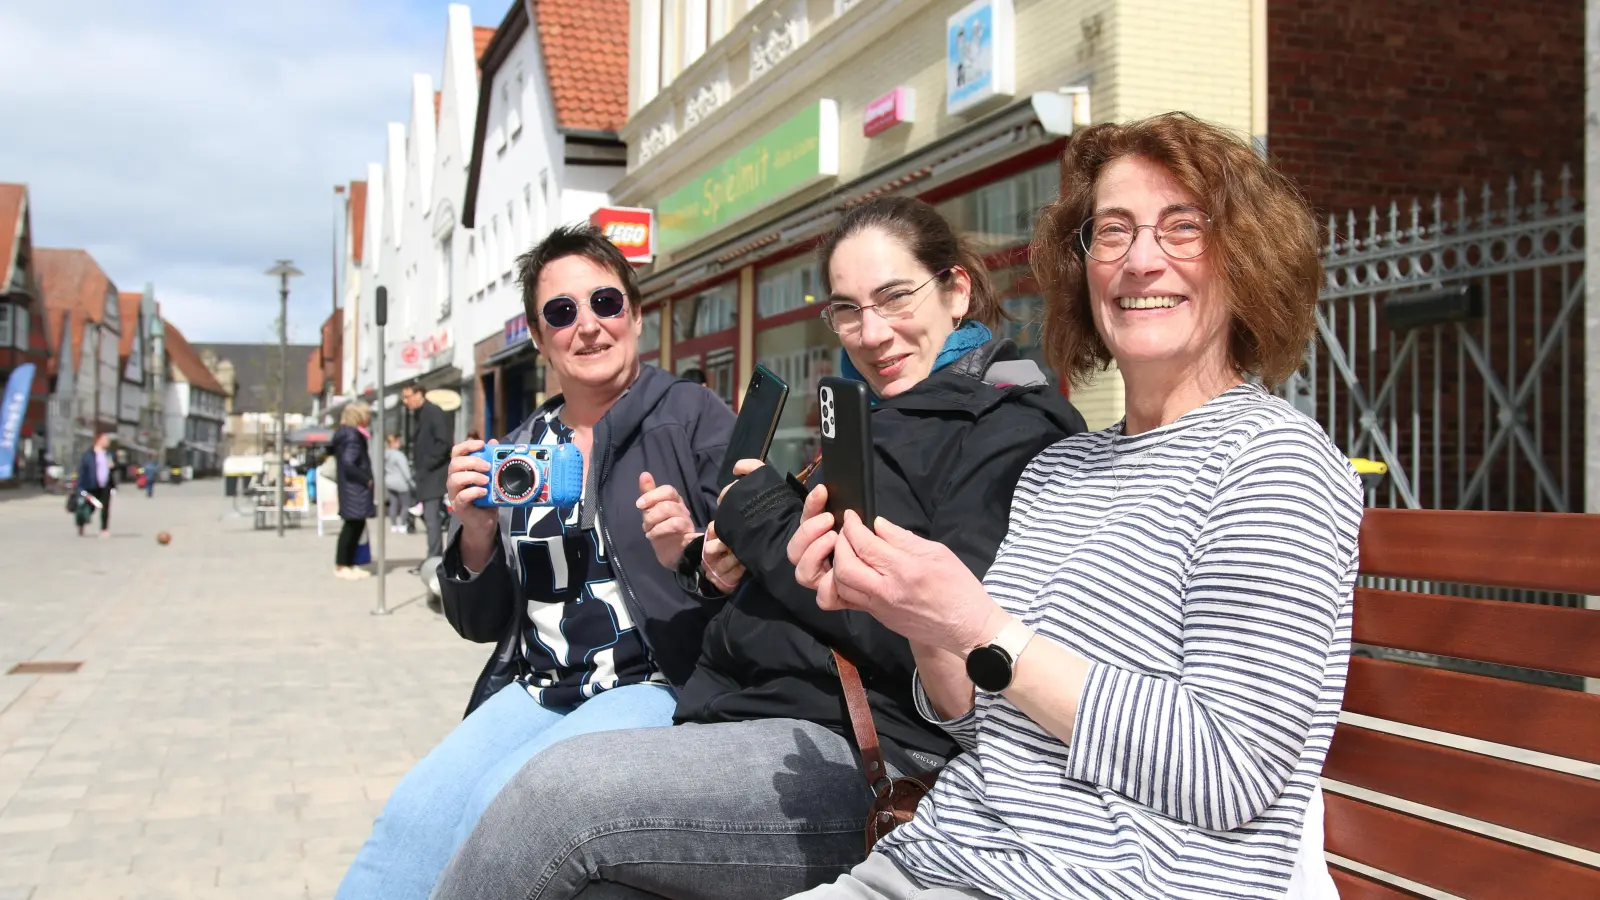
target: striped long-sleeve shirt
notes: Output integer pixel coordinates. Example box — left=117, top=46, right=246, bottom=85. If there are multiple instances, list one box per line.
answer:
left=880, top=384, right=1364, bottom=900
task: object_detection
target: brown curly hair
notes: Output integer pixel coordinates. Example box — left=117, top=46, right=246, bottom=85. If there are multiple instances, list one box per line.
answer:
left=1033, top=112, right=1320, bottom=388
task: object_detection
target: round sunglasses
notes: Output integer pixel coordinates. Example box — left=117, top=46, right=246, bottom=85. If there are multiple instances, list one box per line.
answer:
left=541, top=286, right=629, bottom=329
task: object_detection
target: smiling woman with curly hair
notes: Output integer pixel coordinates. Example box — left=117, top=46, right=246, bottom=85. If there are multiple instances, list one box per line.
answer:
left=784, top=112, right=1362, bottom=900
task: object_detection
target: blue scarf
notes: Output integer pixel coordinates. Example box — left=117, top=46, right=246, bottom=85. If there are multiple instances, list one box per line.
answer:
left=838, top=321, right=994, bottom=402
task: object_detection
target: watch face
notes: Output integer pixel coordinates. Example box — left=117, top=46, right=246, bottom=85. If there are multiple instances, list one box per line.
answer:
left=966, top=645, right=1013, bottom=693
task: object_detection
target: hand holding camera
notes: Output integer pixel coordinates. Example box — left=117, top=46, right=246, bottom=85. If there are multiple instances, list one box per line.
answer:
left=447, top=439, right=501, bottom=569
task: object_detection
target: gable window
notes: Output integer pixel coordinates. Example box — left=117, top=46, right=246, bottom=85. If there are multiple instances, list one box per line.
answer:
left=0, top=304, right=11, bottom=347
left=438, top=234, right=454, bottom=320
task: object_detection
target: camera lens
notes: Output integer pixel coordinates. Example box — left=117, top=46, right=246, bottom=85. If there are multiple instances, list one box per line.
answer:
left=496, top=459, right=534, bottom=501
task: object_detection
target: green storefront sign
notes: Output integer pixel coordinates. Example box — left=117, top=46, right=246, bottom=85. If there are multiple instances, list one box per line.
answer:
left=657, top=99, right=839, bottom=253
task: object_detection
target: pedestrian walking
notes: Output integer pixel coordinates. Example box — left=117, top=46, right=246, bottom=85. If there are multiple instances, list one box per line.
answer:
left=383, top=433, right=414, bottom=533
left=402, top=382, right=451, bottom=560
left=331, top=402, right=376, bottom=580
left=143, top=459, right=157, bottom=497
left=75, top=433, right=115, bottom=537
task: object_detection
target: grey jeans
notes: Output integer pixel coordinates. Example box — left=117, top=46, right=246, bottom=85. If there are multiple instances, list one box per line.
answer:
left=787, top=854, right=992, bottom=900
left=429, top=718, right=894, bottom=900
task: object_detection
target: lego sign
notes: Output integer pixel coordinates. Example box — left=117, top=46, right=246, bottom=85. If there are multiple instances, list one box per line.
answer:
left=397, top=328, right=451, bottom=371
left=591, top=207, right=654, bottom=264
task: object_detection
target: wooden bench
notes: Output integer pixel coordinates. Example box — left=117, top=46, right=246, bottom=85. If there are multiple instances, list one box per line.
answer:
left=1324, top=509, right=1600, bottom=899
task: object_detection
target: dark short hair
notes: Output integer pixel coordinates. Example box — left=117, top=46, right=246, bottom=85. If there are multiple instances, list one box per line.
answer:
left=515, top=223, right=643, bottom=330
left=816, top=195, right=1009, bottom=328
left=401, top=380, right=422, bottom=395
left=680, top=367, right=706, bottom=386
left=1033, top=112, right=1320, bottom=388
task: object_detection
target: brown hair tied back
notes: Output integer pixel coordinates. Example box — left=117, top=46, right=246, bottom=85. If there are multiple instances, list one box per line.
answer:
left=816, top=195, right=1011, bottom=328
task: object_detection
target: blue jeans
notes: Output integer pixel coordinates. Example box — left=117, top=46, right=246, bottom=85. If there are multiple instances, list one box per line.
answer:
left=430, top=717, right=895, bottom=900
left=337, top=681, right=678, bottom=900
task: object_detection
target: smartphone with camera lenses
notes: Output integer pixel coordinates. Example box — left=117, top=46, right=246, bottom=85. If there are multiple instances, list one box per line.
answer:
left=717, top=365, right=789, bottom=489
left=817, top=377, right=875, bottom=529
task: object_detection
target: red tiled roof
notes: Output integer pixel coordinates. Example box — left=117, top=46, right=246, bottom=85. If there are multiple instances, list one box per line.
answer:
left=117, top=291, right=142, bottom=362
left=434, top=90, right=442, bottom=126
left=36, top=248, right=116, bottom=378
left=474, top=25, right=496, bottom=62
left=306, top=344, right=323, bottom=395
left=533, top=0, right=629, bottom=131
left=160, top=319, right=228, bottom=396
left=307, top=310, right=342, bottom=395
left=0, top=183, right=24, bottom=290
left=348, top=181, right=367, bottom=265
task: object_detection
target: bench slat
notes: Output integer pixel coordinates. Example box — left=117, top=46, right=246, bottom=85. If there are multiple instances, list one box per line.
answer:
left=1359, top=509, right=1600, bottom=594
left=1329, top=868, right=1427, bottom=900
left=1353, top=588, right=1600, bottom=679
left=1325, top=723, right=1600, bottom=853
left=1343, top=657, right=1600, bottom=765
left=1324, top=793, right=1600, bottom=899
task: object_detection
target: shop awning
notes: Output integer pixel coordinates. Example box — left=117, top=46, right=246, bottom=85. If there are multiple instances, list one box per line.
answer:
left=640, top=92, right=1074, bottom=295
left=287, top=426, right=337, bottom=446
left=486, top=338, right=537, bottom=367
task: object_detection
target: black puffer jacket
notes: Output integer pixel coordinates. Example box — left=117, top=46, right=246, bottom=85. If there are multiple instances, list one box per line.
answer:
left=441, top=365, right=734, bottom=716
left=676, top=339, right=1086, bottom=774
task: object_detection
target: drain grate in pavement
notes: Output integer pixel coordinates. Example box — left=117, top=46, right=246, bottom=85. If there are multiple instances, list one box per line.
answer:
left=6, top=661, right=83, bottom=675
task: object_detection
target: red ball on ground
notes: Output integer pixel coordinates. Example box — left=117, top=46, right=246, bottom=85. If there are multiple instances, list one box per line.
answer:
left=156, top=531, right=172, bottom=545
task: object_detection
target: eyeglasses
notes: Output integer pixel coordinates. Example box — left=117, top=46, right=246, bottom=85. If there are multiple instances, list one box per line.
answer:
left=540, top=286, right=629, bottom=329
left=1075, top=209, right=1212, bottom=262
left=820, top=268, right=953, bottom=334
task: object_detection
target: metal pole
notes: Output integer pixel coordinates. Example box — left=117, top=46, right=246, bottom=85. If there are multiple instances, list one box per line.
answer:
left=373, top=286, right=390, bottom=616
left=276, top=274, right=288, bottom=537
left=264, top=261, right=302, bottom=537
left=1584, top=0, right=1600, bottom=691
left=331, top=185, right=344, bottom=412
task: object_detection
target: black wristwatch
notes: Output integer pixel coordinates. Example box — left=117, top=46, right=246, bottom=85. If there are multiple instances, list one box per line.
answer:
left=965, top=618, right=1036, bottom=693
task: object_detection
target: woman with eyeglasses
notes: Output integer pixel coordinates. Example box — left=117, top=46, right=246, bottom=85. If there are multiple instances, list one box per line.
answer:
left=337, top=224, right=735, bottom=900
left=428, top=196, right=1086, bottom=900
left=781, top=114, right=1359, bottom=900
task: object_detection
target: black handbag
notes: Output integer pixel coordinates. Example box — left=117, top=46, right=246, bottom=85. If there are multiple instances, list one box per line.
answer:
left=65, top=491, right=79, bottom=513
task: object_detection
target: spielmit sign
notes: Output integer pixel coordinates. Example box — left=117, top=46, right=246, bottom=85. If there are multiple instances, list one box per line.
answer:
left=657, top=100, right=839, bottom=253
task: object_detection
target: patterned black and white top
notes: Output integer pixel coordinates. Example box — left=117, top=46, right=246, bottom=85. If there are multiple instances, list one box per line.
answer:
left=880, top=383, right=1364, bottom=900
left=510, top=407, right=664, bottom=708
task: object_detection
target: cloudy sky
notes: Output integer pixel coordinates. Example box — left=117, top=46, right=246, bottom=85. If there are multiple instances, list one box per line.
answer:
left=0, top=0, right=474, bottom=343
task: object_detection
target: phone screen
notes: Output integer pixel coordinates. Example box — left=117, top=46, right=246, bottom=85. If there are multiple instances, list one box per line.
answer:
left=818, top=377, right=875, bottom=528
left=717, top=365, right=789, bottom=488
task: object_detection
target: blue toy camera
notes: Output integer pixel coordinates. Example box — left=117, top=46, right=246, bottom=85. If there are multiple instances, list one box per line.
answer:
left=470, top=443, right=584, bottom=508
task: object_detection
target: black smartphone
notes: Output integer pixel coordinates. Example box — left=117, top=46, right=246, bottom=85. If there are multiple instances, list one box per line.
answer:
left=717, top=365, right=789, bottom=488
left=818, top=376, right=875, bottom=529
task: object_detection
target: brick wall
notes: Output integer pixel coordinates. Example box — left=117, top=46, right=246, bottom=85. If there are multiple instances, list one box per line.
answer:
left=1267, top=0, right=1583, bottom=217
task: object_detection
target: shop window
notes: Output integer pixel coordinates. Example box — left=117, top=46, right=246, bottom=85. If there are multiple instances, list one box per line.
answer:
left=640, top=306, right=662, bottom=355
left=935, top=162, right=1058, bottom=250
left=755, top=315, right=837, bottom=477
left=675, top=346, right=735, bottom=407
left=990, top=263, right=1054, bottom=384
left=756, top=254, right=821, bottom=318
left=0, top=304, right=11, bottom=348
left=672, top=280, right=737, bottom=342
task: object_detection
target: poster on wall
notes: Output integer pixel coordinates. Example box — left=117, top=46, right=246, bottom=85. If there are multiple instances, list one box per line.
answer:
left=945, top=0, right=1014, bottom=116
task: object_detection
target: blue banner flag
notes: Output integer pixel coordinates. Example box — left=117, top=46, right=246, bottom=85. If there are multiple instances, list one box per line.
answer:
left=0, top=363, right=36, bottom=481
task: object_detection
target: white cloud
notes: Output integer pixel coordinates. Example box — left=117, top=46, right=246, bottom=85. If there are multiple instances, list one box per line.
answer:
left=0, top=0, right=463, bottom=342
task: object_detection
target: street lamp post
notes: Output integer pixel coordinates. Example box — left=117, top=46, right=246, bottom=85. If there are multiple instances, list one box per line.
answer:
left=265, top=260, right=303, bottom=537
left=330, top=185, right=345, bottom=414
left=373, top=286, right=390, bottom=616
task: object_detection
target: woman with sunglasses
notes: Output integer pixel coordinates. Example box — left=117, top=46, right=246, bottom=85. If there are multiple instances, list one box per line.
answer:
left=337, top=224, right=734, bottom=900
left=428, top=196, right=1086, bottom=900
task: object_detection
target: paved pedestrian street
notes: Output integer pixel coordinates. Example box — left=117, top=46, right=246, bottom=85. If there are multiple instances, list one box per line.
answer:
left=0, top=483, right=483, bottom=899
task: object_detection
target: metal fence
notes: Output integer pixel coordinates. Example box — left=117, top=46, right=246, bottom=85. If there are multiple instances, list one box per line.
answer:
left=1278, top=169, right=1589, bottom=688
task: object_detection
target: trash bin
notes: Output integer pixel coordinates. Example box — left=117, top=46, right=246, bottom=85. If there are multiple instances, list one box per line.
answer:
left=1349, top=457, right=1388, bottom=493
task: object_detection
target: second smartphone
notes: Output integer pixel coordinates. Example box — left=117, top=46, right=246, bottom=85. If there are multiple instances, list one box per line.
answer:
left=716, top=364, right=789, bottom=489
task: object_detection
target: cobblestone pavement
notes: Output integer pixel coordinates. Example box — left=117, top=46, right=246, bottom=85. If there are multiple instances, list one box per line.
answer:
left=0, top=482, right=483, bottom=899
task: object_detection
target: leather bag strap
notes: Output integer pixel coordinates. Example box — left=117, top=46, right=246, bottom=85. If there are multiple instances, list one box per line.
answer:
left=832, top=650, right=892, bottom=790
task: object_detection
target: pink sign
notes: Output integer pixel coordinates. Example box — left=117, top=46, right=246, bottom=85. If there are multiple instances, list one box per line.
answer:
left=863, top=87, right=915, bottom=138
